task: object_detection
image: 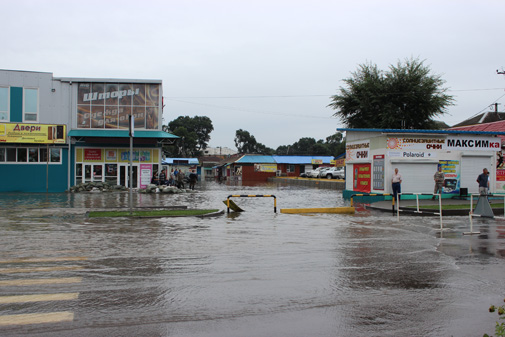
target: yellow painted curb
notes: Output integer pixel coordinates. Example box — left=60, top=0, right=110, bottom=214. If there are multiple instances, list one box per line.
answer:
left=280, top=207, right=355, bottom=214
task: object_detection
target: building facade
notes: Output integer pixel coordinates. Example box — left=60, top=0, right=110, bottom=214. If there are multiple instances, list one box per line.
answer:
left=339, top=128, right=505, bottom=199
left=0, top=69, right=177, bottom=192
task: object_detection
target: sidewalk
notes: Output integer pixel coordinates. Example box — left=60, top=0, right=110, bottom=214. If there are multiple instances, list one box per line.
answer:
left=365, top=197, right=503, bottom=216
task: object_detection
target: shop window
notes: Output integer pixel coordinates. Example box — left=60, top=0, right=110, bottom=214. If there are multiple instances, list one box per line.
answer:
left=0, top=87, right=8, bottom=121
left=50, top=148, right=60, bottom=163
left=76, top=164, right=83, bottom=183
left=287, top=165, right=295, bottom=173
left=17, top=148, right=27, bottom=162
left=105, top=164, right=117, bottom=184
left=23, top=88, right=38, bottom=122
left=28, top=148, right=39, bottom=162
left=6, top=148, right=16, bottom=162
left=40, top=148, right=48, bottom=162
left=0, top=147, right=60, bottom=163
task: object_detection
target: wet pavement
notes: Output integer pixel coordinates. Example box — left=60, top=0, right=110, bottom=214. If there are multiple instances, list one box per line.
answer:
left=0, top=181, right=504, bottom=337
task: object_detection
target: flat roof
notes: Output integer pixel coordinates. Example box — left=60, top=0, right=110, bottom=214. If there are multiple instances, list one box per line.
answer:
left=337, top=128, right=505, bottom=135
left=68, top=130, right=178, bottom=139
left=55, top=77, right=162, bottom=84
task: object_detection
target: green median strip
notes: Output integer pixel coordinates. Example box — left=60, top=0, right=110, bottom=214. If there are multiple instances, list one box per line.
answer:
left=88, top=209, right=220, bottom=218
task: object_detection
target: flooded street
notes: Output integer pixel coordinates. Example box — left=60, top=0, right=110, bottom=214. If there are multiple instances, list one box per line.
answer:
left=0, top=181, right=504, bottom=337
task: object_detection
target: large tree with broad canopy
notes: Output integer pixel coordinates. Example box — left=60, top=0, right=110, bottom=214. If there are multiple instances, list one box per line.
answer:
left=328, top=58, right=454, bottom=129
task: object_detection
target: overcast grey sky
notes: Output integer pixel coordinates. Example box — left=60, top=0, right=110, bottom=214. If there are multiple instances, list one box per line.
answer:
left=3, top=0, right=505, bottom=149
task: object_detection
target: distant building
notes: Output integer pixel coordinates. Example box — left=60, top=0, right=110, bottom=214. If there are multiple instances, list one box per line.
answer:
left=214, top=155, right=336, bottom=182
left=203, top=146, right=237, bottom=156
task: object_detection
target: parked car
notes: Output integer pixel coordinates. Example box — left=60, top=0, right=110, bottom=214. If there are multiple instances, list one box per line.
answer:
left=308, top=167, right=328, bottom=178
left=319, top=167, right=345, bottom=179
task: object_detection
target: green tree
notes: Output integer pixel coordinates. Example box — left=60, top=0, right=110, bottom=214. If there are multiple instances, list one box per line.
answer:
left=274, top=133, right=346, bottom=157
left=163, top=116, right=213, bottom=157
left=234, top=129, right=274, bottom=154
left=328, top=58, right=454, bottom=129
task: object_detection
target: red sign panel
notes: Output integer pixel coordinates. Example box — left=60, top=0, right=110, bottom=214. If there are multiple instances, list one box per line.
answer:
left=497, top=169, right=505, bottom=182
left=353, top=163, right=371, bottom=193
left=84, top=149, right=102, bottom=161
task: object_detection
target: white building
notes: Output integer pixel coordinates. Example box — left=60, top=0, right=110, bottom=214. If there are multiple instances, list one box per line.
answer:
left=203, top=146, right=237, bottom=156
left=339, top=128, right=505, bottom=199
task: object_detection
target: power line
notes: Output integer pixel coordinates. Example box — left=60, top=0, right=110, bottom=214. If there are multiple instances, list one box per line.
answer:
left=165, top=98, right=337, bottom=119
left=165, top=87, right=505, bottom=99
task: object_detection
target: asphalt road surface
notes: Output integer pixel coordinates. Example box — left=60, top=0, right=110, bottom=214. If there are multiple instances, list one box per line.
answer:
left=0, top=182, right=504, bottom=336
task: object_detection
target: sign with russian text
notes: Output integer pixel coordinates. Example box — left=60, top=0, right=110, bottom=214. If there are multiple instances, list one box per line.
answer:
left=140, top=164, right=152, bottom=189
left=0, top=123, right=66, bottom=144
left=373, top=155, right=385, bottom=190
left=353, top=163, right=371, bottom=193
left=77, top=82, right=160, bottom=130
left=387, top=137, right=444, bottom=151
left=84, top=149, right=102, bottom=161
left=445, top=136, right=500, bottom=151
left=346, top=140, right=369, bottom=161
left=254, top=164, right=277, bottom=172
left=439, top=160, right=460, bottom=194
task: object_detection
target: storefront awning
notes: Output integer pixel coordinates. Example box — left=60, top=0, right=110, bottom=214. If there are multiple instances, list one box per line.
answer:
left=68, top=130, right=178, bottom=139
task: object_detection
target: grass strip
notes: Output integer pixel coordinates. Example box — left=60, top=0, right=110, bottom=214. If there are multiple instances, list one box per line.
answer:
left=88, top=209, right=220, bottom=218
left=405, top=203, right=504, bottom=210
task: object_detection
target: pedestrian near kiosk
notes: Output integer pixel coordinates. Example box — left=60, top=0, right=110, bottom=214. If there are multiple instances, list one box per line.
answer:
left=476, top=168, right=490, bottom=196
left=391, top=168, right=402, bottom=201
left=433, top=166, right=445, bottom=200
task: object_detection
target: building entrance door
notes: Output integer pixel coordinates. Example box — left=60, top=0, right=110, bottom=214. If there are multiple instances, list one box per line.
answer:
left=119, top=164, right=138, bottom=188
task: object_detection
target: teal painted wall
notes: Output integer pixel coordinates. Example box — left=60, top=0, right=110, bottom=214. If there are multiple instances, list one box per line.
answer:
left=10, top=87, right=23, bottom=122
left=0, top=149, right=68, bottom=192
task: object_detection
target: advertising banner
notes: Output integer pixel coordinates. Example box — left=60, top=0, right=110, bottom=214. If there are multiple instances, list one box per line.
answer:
left=439, top=160, right=460, bottom=194
left=119, top=150, right=151, bottom=162
left=373, top=155, right=385, bottom=190
left=387, top=136, right=500, bottom=152
left=387, top=137, right=445, bottom=151
left=254, top=164, right=277, bottom=172
left=387, top=151, right=437, bottom=159
left=140, top=164, right=152, bottom=189
left=446, top=136, right=500, bottom=151
left=353, top=163, right=371, bottom=193
left=333, top=158, right=345, bottom=167
left=0, top=123, right=66, bottom=144
left=77, top=82, right=160, bottom=130
left=496, top=151, right=505, bottom=192
left=84, top=149, right=102, bottom=161
left=346, top=140, right=370, bottom=162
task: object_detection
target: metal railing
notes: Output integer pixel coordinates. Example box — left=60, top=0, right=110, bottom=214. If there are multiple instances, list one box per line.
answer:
left=226, top=194, right=277, bottom=213
left=396, top=193, right=443, bottom=231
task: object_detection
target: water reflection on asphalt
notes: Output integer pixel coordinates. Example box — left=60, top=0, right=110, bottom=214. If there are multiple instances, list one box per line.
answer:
left=0, top=181, right=504, bottom=337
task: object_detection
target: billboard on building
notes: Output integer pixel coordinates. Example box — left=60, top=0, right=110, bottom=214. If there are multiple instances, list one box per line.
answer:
left=77, top=82, right=160, bottom=130
left=0, top=123, right=66, bottom=144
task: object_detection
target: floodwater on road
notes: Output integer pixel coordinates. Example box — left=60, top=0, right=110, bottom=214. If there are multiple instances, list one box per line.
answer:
left=0, top=181, right=504, bottom=337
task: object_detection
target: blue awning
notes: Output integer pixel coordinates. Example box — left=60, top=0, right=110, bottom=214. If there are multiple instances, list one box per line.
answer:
left=68, top=129, right=178, bottom=139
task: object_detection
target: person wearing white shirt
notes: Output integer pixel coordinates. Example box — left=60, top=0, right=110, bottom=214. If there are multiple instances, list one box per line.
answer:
left=392, top=168, right=402, bottom=201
